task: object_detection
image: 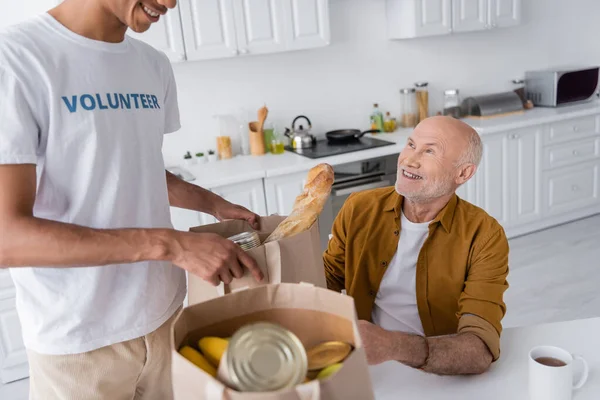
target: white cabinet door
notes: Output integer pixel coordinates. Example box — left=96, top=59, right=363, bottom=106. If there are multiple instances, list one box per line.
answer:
left=415, top=0, right=452, bottom=37
left=264, top=172, right=307, bottom=216
left=0, top=0, right=56, bottom=30
left=179, top=0, right=239, bottom=61
left=489, top=0, right=520, bottom=28
left=452, top=0, right=488, bottom=33
left=0, top=271, right=28, bottom=384
left=232, top=0, right=286, bottom=56
left=282, top=0, right=330, bottom=51
left=507, top=127, right=543, bottom=226
left=127, top=6, right=186, bottom=63
left=211, top=179, right=268, bottom=224
left=477, top=133, right=510, bottom=226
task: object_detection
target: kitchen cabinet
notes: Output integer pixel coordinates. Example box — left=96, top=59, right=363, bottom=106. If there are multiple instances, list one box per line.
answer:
left=176, top=0, right=329, bottom=61
left=506, top=127, right=543, bottom=226
left=387, top=0, right=452, bottom=39
left=178, top=0, right=239, bottom=61
left=452, top=0, right=488, bottom=33
left=489, top=0, right=521, bottom=28
left=0, top=270, right=28, bottom=384
left=210, top=179, right=268, bottom=223
left=264, top=172, right=307, bottom=216
left=476, top=133, right=510, bottom=226
left=127, top=5, right=186, bottom=63
left=282, top=0, right=331, bottom=51
left=387, top=0, right=520, bottom=39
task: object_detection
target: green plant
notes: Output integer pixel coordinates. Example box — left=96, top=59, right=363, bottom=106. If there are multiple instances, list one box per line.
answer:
left=195, top=152, right=204, bottom=157
left=183, top=151, right=192, bottom=159
left=208, top=149, right=215, bottom=155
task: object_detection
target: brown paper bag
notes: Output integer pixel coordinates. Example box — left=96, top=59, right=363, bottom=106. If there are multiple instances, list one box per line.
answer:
left=171, top=283, right=375, bottom=400
left=187, top=216, right=327, bottom=305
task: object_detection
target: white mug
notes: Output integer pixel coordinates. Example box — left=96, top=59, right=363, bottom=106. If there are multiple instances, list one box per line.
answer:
left=529, top=345, right=589, bottom=400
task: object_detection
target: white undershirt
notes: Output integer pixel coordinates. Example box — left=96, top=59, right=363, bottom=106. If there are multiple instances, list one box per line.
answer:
left=371, top=210, right=430, bottom=335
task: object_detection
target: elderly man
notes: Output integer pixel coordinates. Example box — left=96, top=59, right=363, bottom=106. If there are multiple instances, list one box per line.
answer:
left=324, top=116, right=509, bottom=375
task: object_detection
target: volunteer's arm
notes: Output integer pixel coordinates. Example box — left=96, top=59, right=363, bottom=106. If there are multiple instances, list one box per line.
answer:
left=165, top=170, right=259, bottom=230
left=0, top=164, right=263, bottom=285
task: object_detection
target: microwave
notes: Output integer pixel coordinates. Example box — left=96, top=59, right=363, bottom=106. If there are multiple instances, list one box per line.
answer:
left=525, top=66, right=599, bottom=107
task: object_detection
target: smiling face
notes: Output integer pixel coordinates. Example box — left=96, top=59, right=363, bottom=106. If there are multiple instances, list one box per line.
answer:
left=102, top=0, right=177, bottom=33
left=395, top=116, right=478, bottom=203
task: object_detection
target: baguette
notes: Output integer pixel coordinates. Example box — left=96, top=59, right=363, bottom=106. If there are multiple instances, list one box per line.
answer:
left=264, top=163, right=334, bottom=243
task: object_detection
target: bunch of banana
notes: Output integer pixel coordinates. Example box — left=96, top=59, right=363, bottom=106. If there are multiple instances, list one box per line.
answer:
left=178, top=336, right=229, bottom=377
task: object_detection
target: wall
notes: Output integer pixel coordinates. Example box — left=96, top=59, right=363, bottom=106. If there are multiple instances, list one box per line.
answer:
left=163, top=0, right=600, bottom=166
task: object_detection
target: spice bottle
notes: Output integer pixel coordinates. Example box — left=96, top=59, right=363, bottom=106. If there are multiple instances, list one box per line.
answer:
left=415, top=82, right=429, bottom=123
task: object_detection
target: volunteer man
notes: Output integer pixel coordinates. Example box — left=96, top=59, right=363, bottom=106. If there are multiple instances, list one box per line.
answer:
left=324, top=116, right=510, bottom=375
left=0, top=0, right=262, bottom=398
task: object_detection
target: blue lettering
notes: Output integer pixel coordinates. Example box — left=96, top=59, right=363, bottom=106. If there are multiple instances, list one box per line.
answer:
left=62, top=96, right=77, bottom=113
left=140, top=94, right=149, bottom=109
left=107, top=93, right=119, bottom=109
left=96, top=94, right=108, bottom=110
left=119, top=94, right=131, bottom=109
left=151, top=95, right=160, bottom=109
left=80, top=94, right=96, bottom=111
left=131, top=94, right=140, bottom=109
left=146, top=94, right=153, bottom=109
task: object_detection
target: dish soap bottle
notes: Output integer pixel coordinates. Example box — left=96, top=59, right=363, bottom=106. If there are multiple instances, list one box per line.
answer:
left=370, top=103, right=384, bottom=132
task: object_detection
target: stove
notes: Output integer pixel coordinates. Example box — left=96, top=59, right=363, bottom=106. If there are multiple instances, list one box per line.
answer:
left=284, top=137, right=395, bottom=159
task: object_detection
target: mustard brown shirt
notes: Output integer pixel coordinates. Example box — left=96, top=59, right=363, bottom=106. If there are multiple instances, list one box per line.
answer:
left=323, top=187, right=509, bottom=360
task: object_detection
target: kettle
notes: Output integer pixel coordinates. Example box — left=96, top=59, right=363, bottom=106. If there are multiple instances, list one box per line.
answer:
left=285, top=115, right=317, bottom=149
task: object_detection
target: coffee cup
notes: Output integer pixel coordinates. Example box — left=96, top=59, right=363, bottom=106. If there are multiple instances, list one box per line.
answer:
left=529, top=345, right=589, bottom=400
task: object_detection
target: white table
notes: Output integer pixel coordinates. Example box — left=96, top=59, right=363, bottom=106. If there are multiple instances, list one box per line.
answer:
left=370, top=317, right=600, bottom=399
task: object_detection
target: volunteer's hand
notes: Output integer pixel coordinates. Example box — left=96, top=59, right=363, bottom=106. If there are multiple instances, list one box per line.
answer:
left=358, top=320, right=394, bottom=365
left=213, top=199, right=260, bottom=230
left=170, top=231, right=264, bottom=286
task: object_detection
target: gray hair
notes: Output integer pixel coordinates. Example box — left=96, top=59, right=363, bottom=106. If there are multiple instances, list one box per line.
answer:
left=455, top=130, right=483, bottom=167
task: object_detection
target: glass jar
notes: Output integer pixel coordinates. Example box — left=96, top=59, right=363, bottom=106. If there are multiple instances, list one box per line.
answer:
left=399, top=88, right=417, bottom=128
left=414, top=82, right=429, bottom=123
left=443, top=89, right=462, bottom=118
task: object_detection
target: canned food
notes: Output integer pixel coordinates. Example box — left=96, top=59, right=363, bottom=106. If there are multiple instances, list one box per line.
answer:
left=306, top=341, right=352, bottom=371
left=223, top=322, right=308, bottom=392
left=227, top=231, right=261, bottom=251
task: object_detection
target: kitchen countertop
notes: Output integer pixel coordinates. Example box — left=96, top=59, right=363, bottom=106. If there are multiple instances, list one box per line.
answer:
left=173, top=101, right=600, bottom=189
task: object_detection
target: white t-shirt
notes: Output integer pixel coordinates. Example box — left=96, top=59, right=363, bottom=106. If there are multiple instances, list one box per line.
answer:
left=371, top=211, right=430, bottom=335
left=0, top=14, right=186, bottom=355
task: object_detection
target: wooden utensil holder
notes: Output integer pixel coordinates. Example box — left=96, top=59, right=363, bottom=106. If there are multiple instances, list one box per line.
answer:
left=249, top=122, right=266, bottom=156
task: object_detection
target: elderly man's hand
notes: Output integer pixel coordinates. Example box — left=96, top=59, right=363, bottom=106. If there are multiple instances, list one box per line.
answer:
left=358, top=320, right=394, bottom=365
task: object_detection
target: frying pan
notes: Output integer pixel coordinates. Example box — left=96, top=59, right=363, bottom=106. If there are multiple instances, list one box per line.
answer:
left=326, top=129, right=380, bottom=143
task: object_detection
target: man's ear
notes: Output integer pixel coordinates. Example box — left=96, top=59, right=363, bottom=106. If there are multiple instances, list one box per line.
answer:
left=456, top=163, right=476, bottom=185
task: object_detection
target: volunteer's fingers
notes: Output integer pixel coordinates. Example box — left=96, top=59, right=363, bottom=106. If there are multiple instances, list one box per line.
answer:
left=237, top=250, right=264, bottom=282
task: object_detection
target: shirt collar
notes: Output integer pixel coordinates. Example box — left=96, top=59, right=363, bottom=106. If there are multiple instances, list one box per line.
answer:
left=384, top=191, right=458, bottom=233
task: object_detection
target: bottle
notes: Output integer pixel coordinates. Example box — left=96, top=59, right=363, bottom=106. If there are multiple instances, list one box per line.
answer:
left=442, top=89, right=462, bottom=118
left=383, top=112, right=395, bottom=132
left=370, top=103, right=384, bottom=132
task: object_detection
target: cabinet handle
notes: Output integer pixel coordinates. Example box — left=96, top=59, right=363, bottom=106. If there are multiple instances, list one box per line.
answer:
left=573, top=150, right=580, bottom=156
left=573, top=126, right=579, bottom=132
left=510, top=134, right=520, bottom=139
left=572, top=185, right=580, bottom=192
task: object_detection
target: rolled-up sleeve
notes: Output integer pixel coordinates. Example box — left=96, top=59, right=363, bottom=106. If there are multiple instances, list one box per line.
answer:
left=457, top=227, right=509, bottom=361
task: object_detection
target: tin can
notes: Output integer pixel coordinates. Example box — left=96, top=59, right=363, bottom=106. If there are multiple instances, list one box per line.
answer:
left=220, top=322, right=308, bottom=392
left=227, top=231, right=261, bottom=251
